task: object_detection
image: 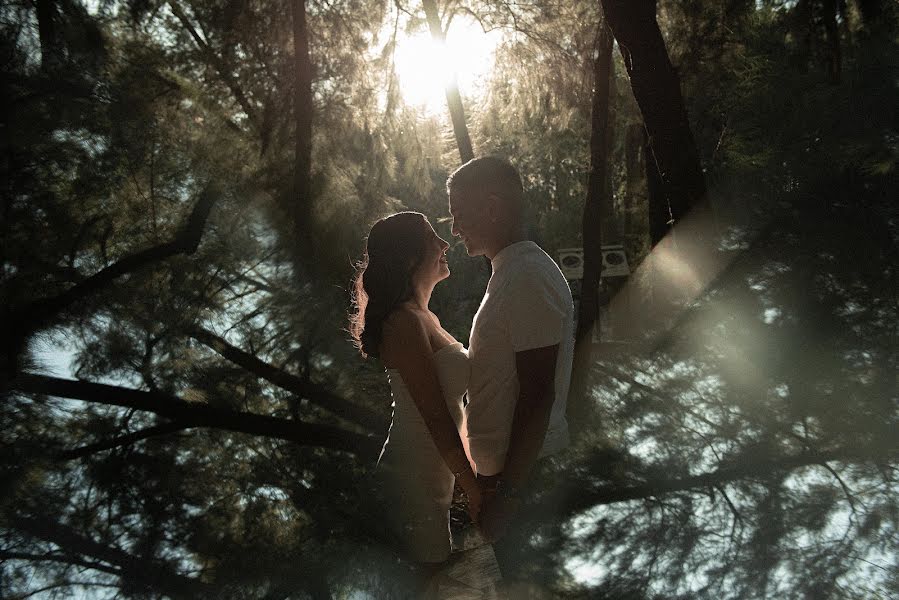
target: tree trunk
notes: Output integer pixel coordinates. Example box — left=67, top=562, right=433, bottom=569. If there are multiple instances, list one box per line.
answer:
left=291, top=0, right=314, bottom=259
left=623, top=122, right=646, bottom=249
left=645, top=130, right=669, bottom=247
left=35, top=0, right=62, bottom=69
left=600, top=0, right=706, bottom=247
left=422, top=0, right=475, bottom=164
left=822, top=0, right=842, bottom=83
left=568, top=21, right=614, bottom=430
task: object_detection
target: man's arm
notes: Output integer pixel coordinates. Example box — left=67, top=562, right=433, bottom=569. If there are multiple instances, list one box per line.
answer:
left=502, top=344, right=559, bottom=487
left=479, top=343, right=558, bottom=539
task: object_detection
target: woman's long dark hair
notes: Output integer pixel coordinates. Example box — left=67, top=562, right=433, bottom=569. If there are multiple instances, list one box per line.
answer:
left=349, top=212, right=429, bottom=358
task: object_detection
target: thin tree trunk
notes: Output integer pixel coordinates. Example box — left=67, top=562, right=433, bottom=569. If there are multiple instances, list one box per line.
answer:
left=822, top=0, right=842, bottom=83
left=422, top=0, right=475, bottom=164
left=600, top=0, right=706, bottom=247
left=568, top=21, right=614, bottom=430
left=291, top=0, right=314, bottom=258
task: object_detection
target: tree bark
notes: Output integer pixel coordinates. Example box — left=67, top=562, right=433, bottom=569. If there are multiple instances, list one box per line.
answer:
left=422, top=0, right=475, bottom=164
left=568, top=21, right=615, bottom=430
left=10, top=373, right=382, bottom=457
left=600, top=0, right=706, bottom=247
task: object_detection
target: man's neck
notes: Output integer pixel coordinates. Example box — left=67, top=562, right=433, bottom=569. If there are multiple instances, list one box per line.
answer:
left=486, top=230, right=528, bottom=261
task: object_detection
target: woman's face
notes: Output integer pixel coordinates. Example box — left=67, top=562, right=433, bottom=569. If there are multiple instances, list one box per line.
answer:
left=413, top=217, right=451, bottom=287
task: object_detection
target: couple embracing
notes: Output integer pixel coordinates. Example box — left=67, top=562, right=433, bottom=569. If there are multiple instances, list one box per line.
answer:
left=350, top=157, right=575, bottom=596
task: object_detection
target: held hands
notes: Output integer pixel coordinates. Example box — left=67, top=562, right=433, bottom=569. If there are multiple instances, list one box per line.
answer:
left=477, top=477, right=521, bottom=542
left=461, top=473, right=522, bottom=540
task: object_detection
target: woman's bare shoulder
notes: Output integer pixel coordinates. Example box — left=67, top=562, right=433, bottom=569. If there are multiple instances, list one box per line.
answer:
left=383, top=305, right=428, bottom=334
left=381, top=307, right=431, bottom=367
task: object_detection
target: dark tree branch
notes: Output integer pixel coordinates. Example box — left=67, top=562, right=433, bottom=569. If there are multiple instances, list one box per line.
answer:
left=10, top=373, right=382, bottom=457
left=7, top=185, right=219, bottom=351
left=55, top=422, right=188, bottom=461
left=578, top=20, right=615, bottom=344
left=167, top=0, right=260, bottom=129
left=537, top=448, right=897, bottom=516
left=190, top=327, right=387, bottom=432
left=9, top=515, right=211, bottom=598
left=820, top=461, right=860, bottom=516
left=715, top=483, right=744, bottom=546
left=0, top=550, right=123, bottom=577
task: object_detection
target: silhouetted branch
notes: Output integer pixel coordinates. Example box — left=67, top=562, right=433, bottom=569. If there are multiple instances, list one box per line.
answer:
left=7, top=185, right=219, bottom=346
left=55, top=422, right=188, bottom=461
left=10, top=373, right=382, bottom=457
left=715, top=483, right=744, bottom=545
left=0, top=550, right=122, bottom=577
left=10, top=515, right=211, bottom=598
left=539, top=448, right=897, bottom=515
left=190, top=327, right=387, bottom=432
left=820, top=461, right=860, bottom=516
left=167, top=0, right=260, bottom=129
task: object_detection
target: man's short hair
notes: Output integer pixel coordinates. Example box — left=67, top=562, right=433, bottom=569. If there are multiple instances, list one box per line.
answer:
left=446, top=156, right=523, bottom=205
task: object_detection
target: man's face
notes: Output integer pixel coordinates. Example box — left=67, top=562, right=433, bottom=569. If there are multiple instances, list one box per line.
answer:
left=448, top=188, right=491, bottom=257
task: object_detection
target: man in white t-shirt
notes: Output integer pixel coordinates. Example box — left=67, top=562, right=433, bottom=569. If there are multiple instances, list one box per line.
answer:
left=447, top=156, right=574, bottom=546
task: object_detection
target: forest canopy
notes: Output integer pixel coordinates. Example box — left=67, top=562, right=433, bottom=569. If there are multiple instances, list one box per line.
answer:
left=1, top=0, right=896, bottom=598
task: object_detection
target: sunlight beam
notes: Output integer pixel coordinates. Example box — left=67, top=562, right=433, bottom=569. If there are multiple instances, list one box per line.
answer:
left=385, top=14, right=502, bottom=116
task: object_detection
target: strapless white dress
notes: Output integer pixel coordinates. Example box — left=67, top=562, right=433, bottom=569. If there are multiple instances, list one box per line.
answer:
left=377, top=341, right=470, bottom=563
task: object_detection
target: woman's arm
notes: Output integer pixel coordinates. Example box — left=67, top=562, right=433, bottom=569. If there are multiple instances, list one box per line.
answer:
left=382, top=310, right=482, bottom=520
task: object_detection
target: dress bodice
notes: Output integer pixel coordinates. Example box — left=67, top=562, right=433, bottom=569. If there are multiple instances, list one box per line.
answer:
left=385, top=341, right=469, bottom=430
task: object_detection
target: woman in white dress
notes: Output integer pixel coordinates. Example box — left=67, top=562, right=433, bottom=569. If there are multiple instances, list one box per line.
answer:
left=349, top=212, right=484, bottom=591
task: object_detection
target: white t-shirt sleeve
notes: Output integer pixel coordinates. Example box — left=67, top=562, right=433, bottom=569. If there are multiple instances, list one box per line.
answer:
left=504, top=270, right=566, bottom=352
